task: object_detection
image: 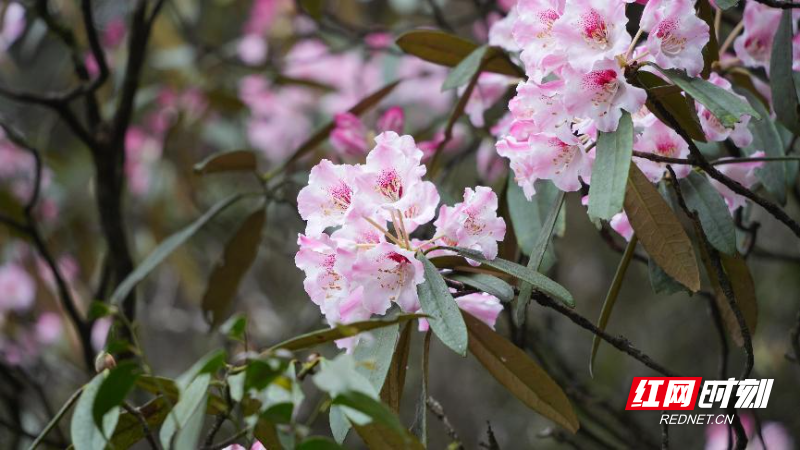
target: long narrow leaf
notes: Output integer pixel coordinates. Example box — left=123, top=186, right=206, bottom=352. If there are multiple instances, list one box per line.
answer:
left=416, top=254, right=468, bottom=356
left=110, top=193, right=250, bottom=305
left=589, top=112, right=634, bottom=220
left=589, top=234, right=638, bottom=377
left=443, top=246, right=575, bottom=308
left=515, top=190, right=566, bottom=324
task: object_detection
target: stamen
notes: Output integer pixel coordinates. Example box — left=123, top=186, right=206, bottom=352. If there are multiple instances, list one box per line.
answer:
left=363, top=216, right=404, bottom=247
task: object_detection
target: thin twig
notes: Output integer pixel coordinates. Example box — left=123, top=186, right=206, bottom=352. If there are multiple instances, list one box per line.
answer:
left=645, top=85, right=800, bottom=239
left=531, top=293, right=680, bottom=377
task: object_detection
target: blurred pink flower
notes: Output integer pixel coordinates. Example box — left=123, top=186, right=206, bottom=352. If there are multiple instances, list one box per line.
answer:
left=705, top=416, right=794, bottom=450
left=633, top=119, right=691, bottom=182
left=91, top=317, right=112, bottom=351
left=35, top=312, right=63, bottom=344
left=708, top=151, right=765, bottom=212
left=697, top=74, right=753, bottom=148
left=0, top=263, right=35, bottom=313
left=0, top=2, right=25, bottom=51
left=419, top=291, right=503, bottom=331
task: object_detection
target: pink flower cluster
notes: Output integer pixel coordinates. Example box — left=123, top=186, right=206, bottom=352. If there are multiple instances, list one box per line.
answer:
left=495, top=0, right=713, bottom=200
left=295, top=132, right=506, bottom=350
left=732, top=2, right=800, bottom=75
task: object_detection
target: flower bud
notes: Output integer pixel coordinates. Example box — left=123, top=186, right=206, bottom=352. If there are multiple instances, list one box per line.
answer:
left=94, top=351, right=116, bottom=373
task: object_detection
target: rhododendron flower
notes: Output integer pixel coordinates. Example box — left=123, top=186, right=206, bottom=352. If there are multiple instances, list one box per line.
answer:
left=708, top=152, right=765, bottom=212
left=345, top=242, right=425, bottom=313
left=330, top=113, right=370, bottom=157
left=296, top=132, right=506, bottom=351
left=643, top=2, right=709, bottom=77
left=512, top=0, right=567, bottom=82
left=497, top=132, right=593, bottom=198
left=633, top=119, right=691, bottom=182
left=696, top=74, right=753, bottom=148
left=733, top=2, right=783, bottom=74
left=488, top=8, right=520, bottom=52
left=222, top=441, right=267, bottom=450
left=330, top=108, right=405, bottom=158
left=508, top=78, right=570, bottom=137
left=354, top=132, right=439, bottom=231
left=562, top=59, right=647, bottom=132
left=551, top=0, right=630, bottom=72
left=0, top=263, right=35, bottom=312
left=297, top=160, right=360, bottom=236
left=464, top=74, right=513, bottom=128
left=610, top=212, right=633, bottom=241
left=418, top=292, right=503, bottom=331
left=434, top=187, right=506, bottom=262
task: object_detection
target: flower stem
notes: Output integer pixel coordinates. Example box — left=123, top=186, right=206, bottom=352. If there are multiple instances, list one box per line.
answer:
left=719, top=20, right=745, bottom=56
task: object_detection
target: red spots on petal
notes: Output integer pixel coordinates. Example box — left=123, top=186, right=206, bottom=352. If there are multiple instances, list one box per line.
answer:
left=328, top=181, right=352, bottom=210
left=582, top=70, right=619, bottom=107
left=376, top=169, right=404, bottom=201
left=579, top=9, right=609, bottom=49
left=387, top=252, right=409, bottom=264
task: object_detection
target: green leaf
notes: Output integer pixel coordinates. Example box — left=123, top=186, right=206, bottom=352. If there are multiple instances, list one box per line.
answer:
left=354, top=423, right=425, bottom=450
left=738, top=88, right=788, bottom=204
left=445, top=246, right=575, bottom=307
left=464, top=312, right=579, bottom=433
left=623, top=164, right=701, bottom=291
left=648, top=258, right=688, bottom=295
left=93, top=361, right=141, bottom=430
left=297, top=437, right=347, bottom=450
left=636, top=71, right=706, bottom=142
left=110, top=194, right=249, bottom=306
left=589, top=112, right=634, bottom=220
left=416, top=254, right=468, bottom=356
left=696, top=0, right=720, bottom=78
left=220, top=314, right=248, bottom=342
left=449, top=273, right=514, bottom=303
left=589, top=235, right=638, bottom=378
left=515, top=189, right=566, bottom=324
left=176, top=350, right=227, bottom=390
left=71, top=374, right=120, bottom=450
left=194, top=150, right=258, bottom=174
left=380, top=322, right=412, bottom=414
left=109, top=397, right=171, bottom=450
left=396, top=30, right=523, bottom=77
left=770, top=9, right=800, bottom=135
left=330, top=324, right=400, bottom=443
left=506, top=178, right=561, bottom=265
left=245, top=358, right=287, bottom=392
left=267, top=314, right=423, bottom=352
left=159, top=374, right=210, bottom=450
left=442, top=45, right=489, bottom=91
left=135, top=376, right=227, bottom=416
left=680, top=171, right=737, bottom=255
left=202, top=208, right=265, bottom=328
left=86, top=301, right=116, bottom=321
left=655, top=67, right=760, bottom=128
left=713, top=0, right=738, bottom=9
left=332, top=391, right=407, bottom=437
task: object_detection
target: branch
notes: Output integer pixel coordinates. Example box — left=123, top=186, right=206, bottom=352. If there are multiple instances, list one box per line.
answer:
left=751, top=0, right=800, bottom=8
left=0, top=121, right=94, bottom=369
left=666, top=165, right=754, bottom=379
left=531, top=292, right=680, bottom=377
left=645, top=87, right=800, bottom=239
